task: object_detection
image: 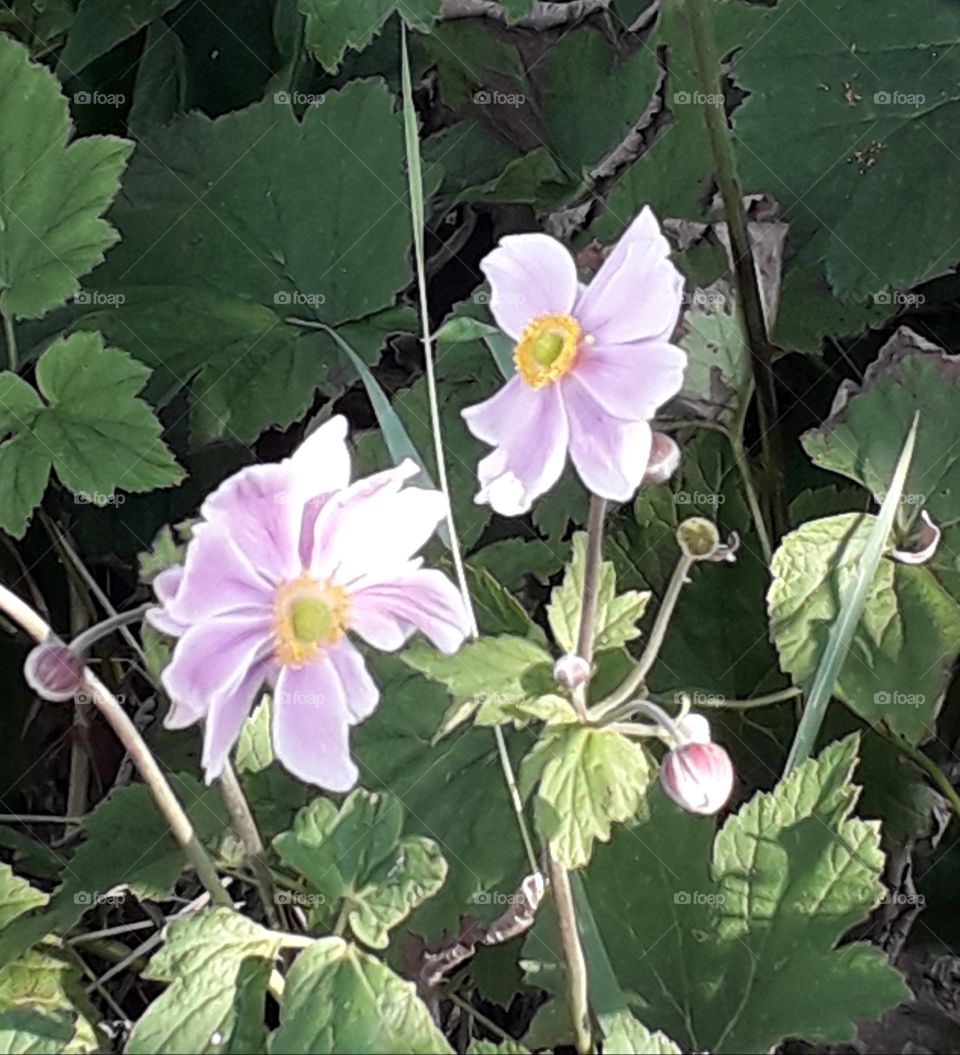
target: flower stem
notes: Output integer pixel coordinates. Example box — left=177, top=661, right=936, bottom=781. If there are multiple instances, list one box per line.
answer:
left=653, top=685, right=801, bottom=712
left=218, top=762, right=281, bottom=927
left=683, top=0, right=787, bottom=543
left=0, top=582, right=231, bottom=909
left=592, top=552, right=695, bottom=717
left=548, top=853, right=592, bottom=1054
left=3, top=312, right=17, bottom=372
left=573, top=496, right=607, bottom=718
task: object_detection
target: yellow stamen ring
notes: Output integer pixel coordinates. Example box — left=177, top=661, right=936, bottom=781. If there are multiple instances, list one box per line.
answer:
left=273, top=573, right=350, bottom=667
left=514, top=313, right=581, bottom=389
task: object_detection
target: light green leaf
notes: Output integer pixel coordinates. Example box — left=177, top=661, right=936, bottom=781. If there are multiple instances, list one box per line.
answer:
left=0, top=951, right=98, bottom=1053
left=0, top=332, right=183, bottom=536
left=0, top=868, right=46, bottom=933
left=274, top=790, right=447, bottom=949
left=733, top=0, right=960, bottom=299
left=269, top=938, right=452, bottom=1054
left=404, top=634, right=553, bottom=700
left=527, top=736, right=908, bottom=1053
left=299, top=0, right=440, bottom=71
left=521, top=727, right=651, bottom=869
left=768, top=512, right=960, bottom=744
left=0, top=35, right=131, bottom=319
left=0, top=1008, right=77, bottom=1054
left=76, top=80, right=416, bottom=442
left=548, top=533, right=650, bottom=655
left=127, top=909, right=280, bottom=1055
left=603, top=1014, right=682, bottom=1055
left=476, top=693, right=579, bottom=729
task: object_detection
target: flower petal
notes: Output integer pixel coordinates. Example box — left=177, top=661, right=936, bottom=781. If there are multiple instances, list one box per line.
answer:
left=272, top=662, right=358, bottom=791
left=161, top=613, right=271, bottom=726
left=202, top=659, right=272, bottom=782
left=472, top=384, right=569, bottom=516
left=481, top=233, right=578, bottom=340
left=166, top=525, right=273, bottom=627
left=575, top=208, right=684, bottom=344
left=563, top=378, right=652, bottom=501
left=461, top=375, right=529, bottom=446
left=201, top=416, right=351, bottom=581
left=350, top=567, right=470, bottom=655
left=327, top=640, right=380, bottom=722
left=572, top=340, right=686, bottom=421
left=310, top=461, right=446, bottom=586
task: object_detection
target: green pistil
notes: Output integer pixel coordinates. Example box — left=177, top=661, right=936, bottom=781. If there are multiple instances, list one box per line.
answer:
left=530, top=330, right=565, bottom=367
left=290, top=596, right=335, bottom=643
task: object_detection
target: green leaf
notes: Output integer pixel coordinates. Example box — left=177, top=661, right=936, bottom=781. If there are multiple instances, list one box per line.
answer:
left=299, top=0, right=440, bottom=71
left=528, top=736, right=908, bottom=1053
left=274, top=790, right=447, bottom=949
left=0, top=332, right=183, bottom=536
left=602, top=1014, right=682, bottom=1054
left=769, top=511, right=960, bottom=745
left=0, top=1008, right=77, bottom=1054
left=404, top=634, right=553, bottom=698
left=521, top=727, right=651, bottom=869
left=128, top=909, right=281, bottom=1055
left=733, top=0, right=960, bottom=299
left=0, top=869, right=46, bottom=933
left=353, top=656, right=532, bottom=932
left=802, top=327, right=960, bottom=596
left=0, top=951, right=98, bottom=1053
left=548, top=533, right=650, bottom=655
left=75, top=80, right=416, bottom=442
left=269, top=938, right=452, bottom=1054
left=0, top=35, right=131, bottom=319
left=500, top=0, right=534, bottom=19
left=59, top=0, right=186, bottom=71
left=128, top=20, right=189, bottom=134
left=592, top=0, right=765, bottom=232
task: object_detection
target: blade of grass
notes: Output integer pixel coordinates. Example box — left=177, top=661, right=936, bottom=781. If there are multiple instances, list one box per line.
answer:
left=399, top=24, right=538, bottom=875
left=782, top=413, right=919, bottom=776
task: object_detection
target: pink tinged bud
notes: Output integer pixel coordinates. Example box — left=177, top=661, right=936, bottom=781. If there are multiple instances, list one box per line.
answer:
left=24, top=640, right=85, bottom=702
left=643, top=432, right=681, bottom=486
left=553, top=653, right=591, bottom=690
left=660, top=741, right=734, bottom=816
left=676, top=711, right=711, bottom=745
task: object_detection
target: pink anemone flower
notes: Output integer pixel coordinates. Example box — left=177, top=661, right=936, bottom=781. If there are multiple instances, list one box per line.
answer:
left=148, top=417, right=470, bottom=790
left=462, top=207, right=687, bottom=515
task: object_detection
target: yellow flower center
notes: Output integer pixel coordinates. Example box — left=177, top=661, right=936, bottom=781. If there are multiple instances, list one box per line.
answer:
left=274, top=574, right=349, bottom=666
left=514, top=314, right=581, bottom=388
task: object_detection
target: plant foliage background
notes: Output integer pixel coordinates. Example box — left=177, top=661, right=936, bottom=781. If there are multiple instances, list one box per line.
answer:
left=1, top=0, right=960, bottom=1052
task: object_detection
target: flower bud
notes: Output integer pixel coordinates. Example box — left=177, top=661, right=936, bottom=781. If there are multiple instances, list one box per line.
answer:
left=553, top=653, right=590, bottom=690
left=676, top=517, right=721, bottom=560
left=676, top=711, right=711, bottom=745
left=660, top=741, right=734, bottom=816
left=643, top=432, right=681, bottom=486
left=23, top=640, right=85, bottom=702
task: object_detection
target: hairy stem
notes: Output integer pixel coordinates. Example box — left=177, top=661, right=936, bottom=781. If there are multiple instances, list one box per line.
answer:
left=683, top=0, right=787, bottom=542
left=572, top=496, right=607, bottom=718
left=219, top=762, right=281, bottom=927
left=593, top=552, right=695, bottom=717
left=884, top=732, right=960, bottom=822
left=549, top=855, right=593, bottom=1053
left=0, top=582, right=231, bottom=908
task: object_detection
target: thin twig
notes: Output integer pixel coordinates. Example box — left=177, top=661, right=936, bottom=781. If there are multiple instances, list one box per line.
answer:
left=3, top=313, right=17, bottom=372
left=592, top=552, right=695, bottom=716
